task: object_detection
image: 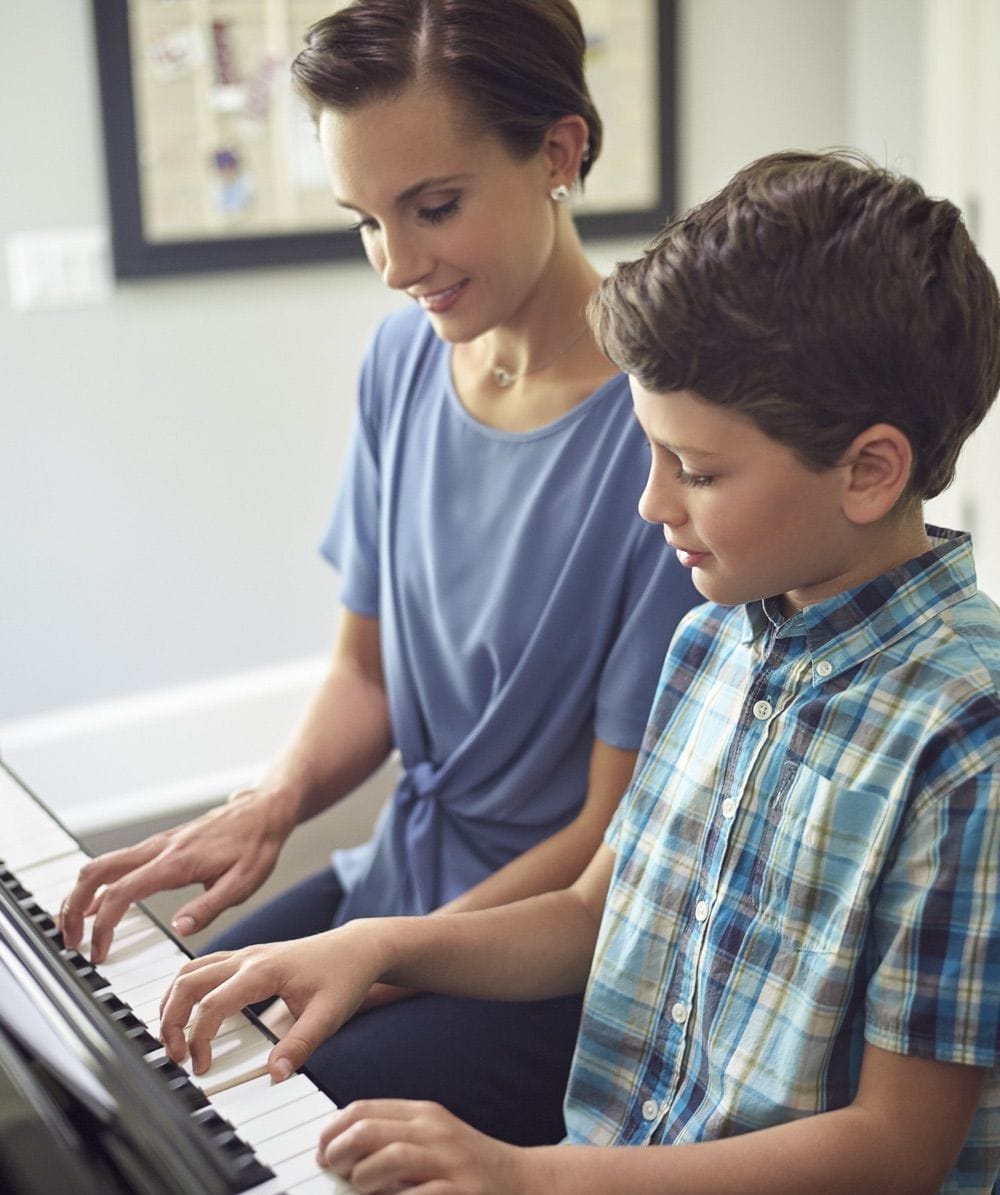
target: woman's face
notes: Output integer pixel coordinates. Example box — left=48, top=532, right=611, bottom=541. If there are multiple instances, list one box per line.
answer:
left=318, top=85, right=563, bottom=342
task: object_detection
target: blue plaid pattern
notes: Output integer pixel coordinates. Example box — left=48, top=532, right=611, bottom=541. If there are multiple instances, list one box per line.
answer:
left=564, top=528, right=1000, bottom=1193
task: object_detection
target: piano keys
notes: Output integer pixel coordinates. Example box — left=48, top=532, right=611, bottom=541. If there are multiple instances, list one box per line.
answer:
left=0, top=760, right=356, bottom=1194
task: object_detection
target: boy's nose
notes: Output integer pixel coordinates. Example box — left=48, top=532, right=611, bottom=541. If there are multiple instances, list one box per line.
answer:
left=638, top=471, right=687, bottom=529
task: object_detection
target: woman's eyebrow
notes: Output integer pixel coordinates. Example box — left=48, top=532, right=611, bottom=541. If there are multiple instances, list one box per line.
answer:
left=335, top=173, right=472, bottom=213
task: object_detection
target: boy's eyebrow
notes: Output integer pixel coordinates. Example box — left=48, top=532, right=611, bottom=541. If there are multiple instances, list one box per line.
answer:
left=654, top=438, right=722, bottom=459
left=335, top=174, right=472, bottom=213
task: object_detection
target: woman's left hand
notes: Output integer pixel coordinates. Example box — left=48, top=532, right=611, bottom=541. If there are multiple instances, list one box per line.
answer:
left=317, top=1099, right=535, bottom=1194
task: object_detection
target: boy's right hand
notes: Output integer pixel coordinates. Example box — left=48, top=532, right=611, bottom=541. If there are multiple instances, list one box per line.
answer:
left=58, top=787, right=297, bottom=962
left=157, top=925, right=380, bottom=1080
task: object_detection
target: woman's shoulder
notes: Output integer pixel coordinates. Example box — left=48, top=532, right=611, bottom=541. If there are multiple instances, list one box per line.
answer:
left=356, top=304, right=448, bottom=436
left=368, top=302, right=440, bottom=367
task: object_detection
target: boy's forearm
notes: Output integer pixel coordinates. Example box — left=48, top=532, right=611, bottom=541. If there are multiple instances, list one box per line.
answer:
left=522, top=1110, right=949, bottom=1195
left=366, top=887, right=600, bottom=1002
left=517, top=1046, right=985, bottom=1195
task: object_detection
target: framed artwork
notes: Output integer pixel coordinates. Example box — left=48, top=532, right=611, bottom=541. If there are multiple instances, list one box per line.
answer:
left=92, top=0, right=676, bottom=278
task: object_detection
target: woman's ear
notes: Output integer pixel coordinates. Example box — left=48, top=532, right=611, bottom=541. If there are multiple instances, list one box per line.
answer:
left=542, top=114, right=590, bottom=192
left=839, top=423, right=914, bottom=525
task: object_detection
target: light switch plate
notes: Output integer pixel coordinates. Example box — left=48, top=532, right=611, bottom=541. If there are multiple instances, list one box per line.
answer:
left=6, top=227, right=113, bottom=312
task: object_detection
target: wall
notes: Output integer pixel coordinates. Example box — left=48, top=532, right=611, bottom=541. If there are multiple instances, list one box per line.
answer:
left=2, top=0, right=998, bottom=836
left=0, top=0, right=402, bottom=727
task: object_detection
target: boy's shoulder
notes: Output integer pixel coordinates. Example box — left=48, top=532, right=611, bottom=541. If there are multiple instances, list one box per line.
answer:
left=908, top=587, right=1000, bottom=733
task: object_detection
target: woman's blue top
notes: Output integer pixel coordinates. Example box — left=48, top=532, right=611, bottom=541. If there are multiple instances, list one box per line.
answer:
left=321, top=304, right=700, bottom=921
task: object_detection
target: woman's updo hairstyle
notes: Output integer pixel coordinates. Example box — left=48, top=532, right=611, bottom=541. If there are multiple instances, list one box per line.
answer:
left=291, top=0, right=603, bottom=182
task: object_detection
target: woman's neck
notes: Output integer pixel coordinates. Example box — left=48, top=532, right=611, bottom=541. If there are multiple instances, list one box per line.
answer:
left=451, top=246, right=617, bottom=432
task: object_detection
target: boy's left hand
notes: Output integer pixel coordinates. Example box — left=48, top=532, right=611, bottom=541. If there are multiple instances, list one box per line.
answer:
left=317, top=1099, right=535, bottom=1194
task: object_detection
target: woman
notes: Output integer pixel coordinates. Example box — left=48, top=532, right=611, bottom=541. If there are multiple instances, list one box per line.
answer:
left=60, top=0, right=698, bottom=1144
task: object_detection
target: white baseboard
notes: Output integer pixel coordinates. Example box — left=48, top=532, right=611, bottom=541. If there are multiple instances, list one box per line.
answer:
left=0, top=657, right=328, bottom=836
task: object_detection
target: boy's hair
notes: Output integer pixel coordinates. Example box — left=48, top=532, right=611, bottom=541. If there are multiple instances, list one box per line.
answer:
left=590, top=149, right=1000, bottom=500
left=290, top=0, right=602, bottom=184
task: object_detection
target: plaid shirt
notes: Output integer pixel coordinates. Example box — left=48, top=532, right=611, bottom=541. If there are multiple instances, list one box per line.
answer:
left=564, top=528, right=1000, bottom=1193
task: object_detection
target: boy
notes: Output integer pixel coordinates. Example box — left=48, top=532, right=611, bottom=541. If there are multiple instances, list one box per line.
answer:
left=160, top=150, right=1000, bottom=1193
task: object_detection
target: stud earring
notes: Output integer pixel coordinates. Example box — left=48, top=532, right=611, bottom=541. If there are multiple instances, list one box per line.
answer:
left=549, top=184, right=571, bottom=204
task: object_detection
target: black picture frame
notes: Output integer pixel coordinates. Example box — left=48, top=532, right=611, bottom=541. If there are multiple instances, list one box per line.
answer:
left=91, top=0, right=676, bottom=279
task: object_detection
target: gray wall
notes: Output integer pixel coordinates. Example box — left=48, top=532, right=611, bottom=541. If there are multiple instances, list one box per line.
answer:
left=1, top=0, right=990, bottom=728
left=1, top=0, right=402, bottom=721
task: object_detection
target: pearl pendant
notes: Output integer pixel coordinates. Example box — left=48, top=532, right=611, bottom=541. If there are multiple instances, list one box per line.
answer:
left=492, top=366, right=516, bottom=387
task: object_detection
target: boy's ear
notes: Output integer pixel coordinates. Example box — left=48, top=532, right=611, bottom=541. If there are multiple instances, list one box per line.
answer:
left=838, top=423, right=914, bottom=525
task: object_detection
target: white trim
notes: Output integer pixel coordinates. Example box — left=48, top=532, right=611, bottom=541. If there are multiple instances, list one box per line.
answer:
left=0, top=657, right=327, bottom=837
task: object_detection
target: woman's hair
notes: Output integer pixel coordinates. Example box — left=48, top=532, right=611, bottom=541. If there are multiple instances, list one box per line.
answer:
left=290, top=0, right=602, bottom=181
left=590, top=149, right=1000, bottom=500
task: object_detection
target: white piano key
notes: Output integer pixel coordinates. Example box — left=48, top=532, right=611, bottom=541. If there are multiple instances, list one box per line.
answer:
left=141, top=1002, right=250, bottom=1043
left=97, top=935, right=190, bottom=989
left=3, top=823, right=78, bottom=871
left=130, top=993, right=172, bottom=1031
left=289, top=1169, right=359, bottom=1194
left=17, top=847, right=90, bottom=884
left=236, top=1090, right=335, bottom=1147
left=242, top=1178, right=291, bottom=1195
left=271, top=1145, right=338, bottom=1190
left=187, top=1019, right=274, bottom=1096
left=79, top=908, right=163, bottom=959
left=211, top=1071, right=319, bottom=1124
left=255, top=1113, right=333, bottom=1166
left=17, top=849, right=92, bottom=909
left=113, top=968, right=183, bottom=1006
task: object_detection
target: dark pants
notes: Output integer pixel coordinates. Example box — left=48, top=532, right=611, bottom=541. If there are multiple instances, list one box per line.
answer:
left=204, top=868, right=582, bottom=1145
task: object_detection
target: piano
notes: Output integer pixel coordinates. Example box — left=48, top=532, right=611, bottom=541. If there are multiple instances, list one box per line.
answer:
left=0, top=759, right=355, bottom=1194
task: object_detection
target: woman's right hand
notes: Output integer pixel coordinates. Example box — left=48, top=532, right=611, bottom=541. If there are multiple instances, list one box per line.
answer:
left=58, top=785, right=298, bottom=962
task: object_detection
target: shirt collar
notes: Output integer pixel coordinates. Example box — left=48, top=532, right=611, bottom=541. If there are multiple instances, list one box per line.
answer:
left=740, top=526, right=978, bottom=678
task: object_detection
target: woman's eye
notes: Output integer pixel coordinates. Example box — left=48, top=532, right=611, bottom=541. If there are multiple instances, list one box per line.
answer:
left=351, top=216, right=378, bottom=234
left=676, top=468, right=713, bottom=488
left=418, top=197, right=460, bottom=225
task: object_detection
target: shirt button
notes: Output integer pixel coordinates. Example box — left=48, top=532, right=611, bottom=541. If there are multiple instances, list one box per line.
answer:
left=671, top=1001, right=689, bottom=1025
left=642, top=1099, right=660, bottom=1121
left=695, top=899, right=709, bottom=923
left=816, top=660, right=833, bottom=678
left=721, top=797, right=737, bottom=819
left=752, top=699, right=773, bottom=720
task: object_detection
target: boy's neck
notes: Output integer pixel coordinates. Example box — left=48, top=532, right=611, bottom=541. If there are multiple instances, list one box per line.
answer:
left=781, top=508, right=933, bottom=617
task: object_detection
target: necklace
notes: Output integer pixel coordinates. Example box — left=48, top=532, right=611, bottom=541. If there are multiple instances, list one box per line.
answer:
left=489, top=324, right=590, bottom=388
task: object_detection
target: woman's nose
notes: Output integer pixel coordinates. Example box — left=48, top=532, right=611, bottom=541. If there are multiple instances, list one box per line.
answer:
left=376, top=227, right=431, bottom=292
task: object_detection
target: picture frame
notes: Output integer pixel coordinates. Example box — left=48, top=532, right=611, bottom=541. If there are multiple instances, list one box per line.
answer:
left=92, top=0, right=676, bottom=279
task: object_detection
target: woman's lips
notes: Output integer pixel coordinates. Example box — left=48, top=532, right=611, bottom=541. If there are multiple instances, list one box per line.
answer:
left=415, top=279, right=468, bottom=314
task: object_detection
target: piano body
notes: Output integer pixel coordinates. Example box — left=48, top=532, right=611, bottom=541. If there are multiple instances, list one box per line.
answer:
left=0, top=760, right=355, bottom=1194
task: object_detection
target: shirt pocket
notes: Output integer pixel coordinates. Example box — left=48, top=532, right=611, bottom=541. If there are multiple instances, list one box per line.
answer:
left=756, top=765, right=891, bottom=954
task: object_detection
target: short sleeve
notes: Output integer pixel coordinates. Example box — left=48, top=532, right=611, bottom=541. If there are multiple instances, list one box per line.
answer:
left=593, top=543, right=700, bottom=751
left=320, top=346, right=382, bottom=617
left=865, top=763, right=1000, bottom=1068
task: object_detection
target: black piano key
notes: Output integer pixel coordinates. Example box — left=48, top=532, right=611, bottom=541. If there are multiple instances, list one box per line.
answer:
left=3, top=849, right=279, bottom=1194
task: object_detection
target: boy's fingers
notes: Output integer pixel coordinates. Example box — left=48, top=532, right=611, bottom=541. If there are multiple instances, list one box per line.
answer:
left=267, top=1000, right=342, bottom=1081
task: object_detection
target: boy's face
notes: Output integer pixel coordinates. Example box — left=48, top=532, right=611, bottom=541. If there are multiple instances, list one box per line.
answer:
left=631, top=383, right=860, bottom=613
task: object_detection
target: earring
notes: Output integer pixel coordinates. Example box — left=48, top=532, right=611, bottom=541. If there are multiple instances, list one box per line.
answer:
left=549, top=184, right=571, bottom=204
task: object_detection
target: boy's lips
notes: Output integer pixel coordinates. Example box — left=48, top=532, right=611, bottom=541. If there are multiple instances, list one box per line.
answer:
left=668, top=541, right=710, bottom=568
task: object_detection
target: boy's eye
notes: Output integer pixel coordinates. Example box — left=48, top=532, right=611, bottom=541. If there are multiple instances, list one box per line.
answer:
left=676, top=467, right=713, bottom=488
left=418, top=197, right=460, bottom=225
